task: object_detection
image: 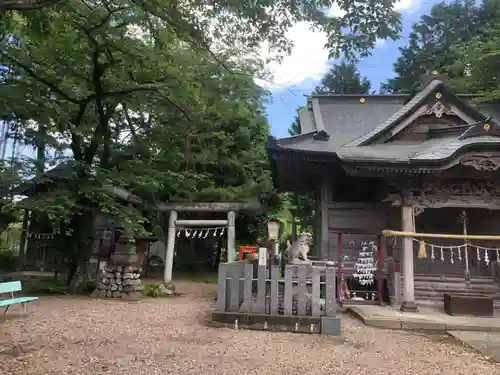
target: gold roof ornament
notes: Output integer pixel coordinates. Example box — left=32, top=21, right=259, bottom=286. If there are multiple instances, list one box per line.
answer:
left=359, top=97, right=366, bottom=104
left=435, top=92, right=442, bottom=99
left=431, top=70, right=439, bottom=77
left=484, top=123, right=491, bottom=131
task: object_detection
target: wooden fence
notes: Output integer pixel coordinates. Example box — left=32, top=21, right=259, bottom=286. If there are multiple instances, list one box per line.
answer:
left=211, top=261, right=340, bottom=335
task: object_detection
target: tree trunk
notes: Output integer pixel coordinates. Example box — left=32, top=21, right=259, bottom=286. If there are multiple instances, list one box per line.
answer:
left=65, top=209, right=95, bottom=291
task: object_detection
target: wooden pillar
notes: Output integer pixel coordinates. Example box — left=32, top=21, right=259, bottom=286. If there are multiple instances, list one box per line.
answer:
left=163, top=210, right=177, bottom=285
left=400, top=204, right=418, bottom=312
left=227, top=210, right=236, bottom=263
left=318, top=177, right=331, bottom=260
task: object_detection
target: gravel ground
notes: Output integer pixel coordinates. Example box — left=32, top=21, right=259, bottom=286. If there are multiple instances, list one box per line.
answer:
left=0, top=281, right=498, bottom=375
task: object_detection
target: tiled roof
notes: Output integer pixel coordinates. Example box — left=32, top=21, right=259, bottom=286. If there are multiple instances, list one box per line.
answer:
left=336, top=136, right=500, bottom=163
left=269, top=78, right=500, bottom=165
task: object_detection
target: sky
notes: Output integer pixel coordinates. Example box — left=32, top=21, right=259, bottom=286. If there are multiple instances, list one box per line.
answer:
left=265, top=0, right=441, bottom=138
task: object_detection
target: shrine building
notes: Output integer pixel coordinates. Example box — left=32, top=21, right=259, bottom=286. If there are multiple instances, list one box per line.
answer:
left=267, top=76, right=500, bottom=311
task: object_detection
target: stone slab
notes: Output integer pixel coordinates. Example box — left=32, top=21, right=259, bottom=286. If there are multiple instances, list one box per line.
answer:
left=348, top=305, right=500, bottom=332
left=320, top=316, right=341, bottom=336
left=401, top=320, right=445, bottom=330
left=448, top=331, right=500, bottom=362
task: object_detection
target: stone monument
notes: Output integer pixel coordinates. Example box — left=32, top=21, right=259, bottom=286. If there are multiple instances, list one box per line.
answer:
left=91, top=228, right=143, bottom=300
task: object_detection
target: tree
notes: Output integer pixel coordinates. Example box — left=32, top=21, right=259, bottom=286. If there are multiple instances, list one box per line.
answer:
left=288, top=117, right=302, bottom=137
left=380, top=0, right=499, bottom=94
left=314, top=61, right=371, bottom=94
left=0, top=0, right=403, bottom=283
left=452, top=21, right=500, bottom=99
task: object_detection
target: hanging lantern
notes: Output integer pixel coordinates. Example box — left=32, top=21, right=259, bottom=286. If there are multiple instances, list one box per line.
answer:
left=266, top=219, right=281, bottom=241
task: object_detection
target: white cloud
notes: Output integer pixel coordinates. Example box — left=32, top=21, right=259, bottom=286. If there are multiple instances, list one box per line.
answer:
left=257, top=0, right=419, bottom=90
left=375, top=38, right=386, bottom=48
left=255, top=22, right=330, bottom=90
left=395, top=0, right=421, bottom=12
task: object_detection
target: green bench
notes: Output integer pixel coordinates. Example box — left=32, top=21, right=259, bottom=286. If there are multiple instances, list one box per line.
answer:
left=0, top=281, right=39, bottom=316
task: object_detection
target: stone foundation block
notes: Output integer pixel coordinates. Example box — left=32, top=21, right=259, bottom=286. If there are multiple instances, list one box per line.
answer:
left=320, top=316, right=341, bottom=336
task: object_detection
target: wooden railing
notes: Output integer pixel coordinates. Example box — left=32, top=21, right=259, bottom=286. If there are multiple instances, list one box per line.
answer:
left=211, top=261, right=340, bottom=335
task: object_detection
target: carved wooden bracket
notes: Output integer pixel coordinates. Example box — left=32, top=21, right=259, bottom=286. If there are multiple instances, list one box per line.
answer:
left=458, top=117, right=500, bottom=140
left=384, top=180, right=500, bottom=209
left=413, top=207, right=425, bottom=216
left=425, top=101, right=454, bottom=118
left=386, top=193, right=500, bottom=209
left=460, top=154, right=500, bottom=172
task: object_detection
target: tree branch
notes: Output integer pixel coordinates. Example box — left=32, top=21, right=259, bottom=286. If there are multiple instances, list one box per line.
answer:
left=68, top=104, right=87, bottom=161
left=84, top=50, right=105, bottom=165
left=0, top=52, right=82, bottom=104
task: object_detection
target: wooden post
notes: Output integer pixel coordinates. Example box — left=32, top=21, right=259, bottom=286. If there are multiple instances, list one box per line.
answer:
left=319, top=178, right=330, bottom=260
left=377, top=234, right=383, bottom=306
left=227, top=210, right=236, bottom=263
left=163, top=210, right=177, bottom=284
left=400, top=205, right=418, bottom=312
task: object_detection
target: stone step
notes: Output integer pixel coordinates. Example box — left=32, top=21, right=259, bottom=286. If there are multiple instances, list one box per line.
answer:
left=415, top=288, right=500, bottom=298
left=415, top=299, right=500, bottom=308
left=398, top=273, right=500, bottom=306
left=409, top=274, right=496, bottom=284
left=413, top=282, right=500, bottom=293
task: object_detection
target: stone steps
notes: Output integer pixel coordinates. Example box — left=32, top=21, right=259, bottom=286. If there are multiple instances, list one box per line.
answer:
left=402, top=273, right=500, bottom=305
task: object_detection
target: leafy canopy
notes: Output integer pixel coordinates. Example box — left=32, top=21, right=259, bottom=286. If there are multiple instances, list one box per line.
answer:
left=0, top=0, right=402, bottom=239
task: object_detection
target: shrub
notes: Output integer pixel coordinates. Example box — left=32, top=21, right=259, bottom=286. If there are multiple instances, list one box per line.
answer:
left=142, top=283, right=162, bottom=298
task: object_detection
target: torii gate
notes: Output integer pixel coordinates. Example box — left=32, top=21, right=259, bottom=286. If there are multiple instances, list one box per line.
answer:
left=157, top=202, right=259, bottom=284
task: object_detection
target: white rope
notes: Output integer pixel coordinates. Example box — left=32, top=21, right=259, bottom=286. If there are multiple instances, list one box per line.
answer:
left=411, top=238, right=500, bottom=251
left=412, top=238, right=498, bottom=265
left=176, top=226, right=227, bottom=239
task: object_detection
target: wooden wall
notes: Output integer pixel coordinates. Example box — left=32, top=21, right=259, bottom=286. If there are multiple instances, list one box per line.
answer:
left=325, top=203, right=389, bottom=274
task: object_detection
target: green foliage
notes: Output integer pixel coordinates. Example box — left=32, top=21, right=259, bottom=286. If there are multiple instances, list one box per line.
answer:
left=0, top=0, right=403, bottom=277
left=381, top=0, right=500, bottom=94
left=314, top=61, right=372, bottom=94
left=142, top=283, right=162, bottom=298
left=452, top=21, right=500, bottom=99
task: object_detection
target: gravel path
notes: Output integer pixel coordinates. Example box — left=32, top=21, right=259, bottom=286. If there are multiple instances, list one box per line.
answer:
left=0, top=281, right=498, bottom=375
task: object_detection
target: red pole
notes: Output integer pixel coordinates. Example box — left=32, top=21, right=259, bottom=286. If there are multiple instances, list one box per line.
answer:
left=337, top=232, right=342, bottom=301
left=377, top=234, right=383, bottom=306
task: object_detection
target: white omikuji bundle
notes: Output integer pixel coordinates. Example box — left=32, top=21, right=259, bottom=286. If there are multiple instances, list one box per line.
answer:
left=353, top=242, right=377, bottom=286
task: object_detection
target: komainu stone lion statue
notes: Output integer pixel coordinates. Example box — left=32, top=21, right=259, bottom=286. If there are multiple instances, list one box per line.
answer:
left=285, top=232, right=313, bottom=264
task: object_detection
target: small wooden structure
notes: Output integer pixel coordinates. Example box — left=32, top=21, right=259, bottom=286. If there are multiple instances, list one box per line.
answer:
left=212, top=262, right=340, bottom=335
left=444, top=293, right=493, bottom=317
